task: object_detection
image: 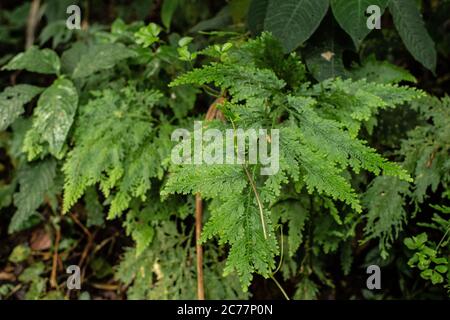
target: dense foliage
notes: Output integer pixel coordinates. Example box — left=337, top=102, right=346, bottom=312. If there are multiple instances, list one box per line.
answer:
left=0, top=0, right=449, bottom=300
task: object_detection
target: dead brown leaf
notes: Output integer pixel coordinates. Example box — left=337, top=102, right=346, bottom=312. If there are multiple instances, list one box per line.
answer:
left=321, top=51, right=335, bottom=62
left=30, top=228, right=52, bottom=251
left=0, top=271, right=16, bottom=281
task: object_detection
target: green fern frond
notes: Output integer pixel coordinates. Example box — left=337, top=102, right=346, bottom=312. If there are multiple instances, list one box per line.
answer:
left=63, top=85, right=164, bottom=217
left=362, top=176, right=410, bottom=259
left=9, top=159, right=57, bottom=233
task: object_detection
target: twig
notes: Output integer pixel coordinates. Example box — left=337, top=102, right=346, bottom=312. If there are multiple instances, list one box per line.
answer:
left=270, top=274, right=290, bottom=300
left=25, top=0, right=41, bottom=49
left=10, top=71, right=21, bottom=86
left=269, top=225, right=290, bottom=300
left=5, top=284, right=22, bottom=299
left=81, top=0, right=89, bottom=30
left=94, top=232, right=119, bottom=253
left=91, top=283, right=119, bottom=291
left=70, top=213, right=94, bottom=284
left=195, top=194, right=205, bottom=300
left=50, top=226, right=61, bottom=288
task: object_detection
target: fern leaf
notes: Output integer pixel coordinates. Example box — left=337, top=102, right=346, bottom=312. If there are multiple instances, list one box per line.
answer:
left=287, top=96, right=411, bottom=181
left=9, top=159, right=57, bottom=233
left=203, top=193, right=278, bottom=290
left=63, top=85, right=164, bottom=217
left=170, top=63, right=285, bottom=106
left=162, top=164, right=247, bottom=199
left=272, top=199, right=309, bottom=256
left=362, top=176, right=410, bottom=259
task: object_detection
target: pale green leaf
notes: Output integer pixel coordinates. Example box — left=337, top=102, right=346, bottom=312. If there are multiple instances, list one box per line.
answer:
left=2, top=46, right=60, bottom=74
left=23, top=78, right=78, bottom=159
left=0, top=85, right=44, bottom=130
left=161, top=0, right=180, bottom=29
left=72, top=43, right=137, bottom=78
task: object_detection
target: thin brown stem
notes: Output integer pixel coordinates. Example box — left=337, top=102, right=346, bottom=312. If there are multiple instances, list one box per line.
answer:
left=195, top=193, right=205, bottom=300
left=81, top=0, right=89, bottom=30
left=243, top=164, right=268, bottom=239
left=25, top=0, right=41, bottom=49
left=50, top=227, right=61, bottom=288
left=193, top=96, right=226, bottom=300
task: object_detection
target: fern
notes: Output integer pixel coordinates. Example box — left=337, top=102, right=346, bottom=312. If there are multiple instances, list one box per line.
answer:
left=401, top=96, right=450, bottom=203
left=163, top=164, right=278, bottom=290
left=170, top=63, right=285, bottom=108
left=62, top=85, right=165, bottom=218
left=165, top=33, right=420, bottom=288
left=1, top=15, right=439, bottom=299
left=271, top=198, right=309, bottom=257
left=362, top=176, right=410, bottom=259
left=9, top=159, right=58, bottom=233
left=116, top=219, right=246, bottom=299
left=361, top=96, right=450, bottom=259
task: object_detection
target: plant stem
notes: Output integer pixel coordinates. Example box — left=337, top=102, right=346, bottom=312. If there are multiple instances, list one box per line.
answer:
left=195, top=193, right=205, bottom=300
left=243, top=164, right=268, bottom=239
left=25, top=0, right=41, bottom=49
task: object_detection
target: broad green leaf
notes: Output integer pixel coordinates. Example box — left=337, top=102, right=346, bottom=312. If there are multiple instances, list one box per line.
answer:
left=72, top=43, right=137, bottom=78
left=0, top=85, right=44, bottom=130
left=8, top=244, right=31, bottom=263
left=0, top=184, right=15, bottom=209
left=230, top=0, right=251, bottom=23
left=331, top=0, right=389, bottom=48
left=135, top=23, right=162, bottom=48
left=304, top=42, right=348, bottom=81
left=431, top=271, right=444, bottom=284
left=9, top=159, right=57, bottom=233
left=264, top=0, right=329, bottom=52
left=2, top=46, right=60, bottom=75
left=303, top=17, right=350, bottom=81
left=23, top=78, right=78, bottom=159
left=389, top=0, right=437, bottom=73
left=247, top=0, right=268, bottom=35
left=190, top=6, right=232, bottom=33
left=39, top=20, right=73, bottom=48
left=61, top=42, right=88, bottom=75
left=404, top=237, right=416, bottom=250
left=436, top=265, right=448, bottom=274
left=420, top=269, right=433, bottom=279
left=161, top=0, right=180, bottom=29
